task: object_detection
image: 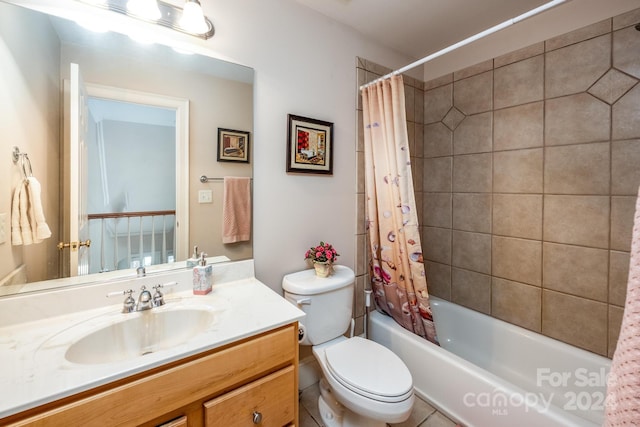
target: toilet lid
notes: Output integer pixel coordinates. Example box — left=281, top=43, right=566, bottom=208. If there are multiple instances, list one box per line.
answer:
left=325, top=337, right=413, bottom=401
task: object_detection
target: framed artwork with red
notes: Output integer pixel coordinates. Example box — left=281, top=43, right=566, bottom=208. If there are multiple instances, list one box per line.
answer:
left=286, top=114, right=333, bottom=174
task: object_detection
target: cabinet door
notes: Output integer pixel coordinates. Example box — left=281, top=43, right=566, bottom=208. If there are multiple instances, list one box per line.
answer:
left=204, top=366, right=295, bottom=427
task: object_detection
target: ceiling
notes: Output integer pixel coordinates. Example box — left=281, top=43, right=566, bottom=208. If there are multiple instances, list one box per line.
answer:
left=294, top=0, right=551, bottom=59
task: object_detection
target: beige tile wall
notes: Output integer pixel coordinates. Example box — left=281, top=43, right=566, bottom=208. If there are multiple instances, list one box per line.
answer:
left=356, top=8, right=640, bottom=358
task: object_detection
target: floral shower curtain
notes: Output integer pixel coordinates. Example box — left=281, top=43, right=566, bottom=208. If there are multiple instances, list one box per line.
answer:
left=361, top=75, right=438, bottom=344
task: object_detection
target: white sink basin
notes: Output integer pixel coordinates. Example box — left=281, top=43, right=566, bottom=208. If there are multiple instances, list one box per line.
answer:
left=64, top=307, right=216, bottom=365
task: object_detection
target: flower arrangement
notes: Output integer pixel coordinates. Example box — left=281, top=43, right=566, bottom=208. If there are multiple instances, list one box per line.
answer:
left=305, top=241, right=339, bottom=264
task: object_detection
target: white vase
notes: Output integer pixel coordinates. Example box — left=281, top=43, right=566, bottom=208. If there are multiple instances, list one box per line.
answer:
left=313, top=261, right=332, bottom=278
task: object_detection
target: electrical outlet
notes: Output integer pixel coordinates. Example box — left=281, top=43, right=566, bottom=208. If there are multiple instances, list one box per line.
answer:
left=0, top=212, right=6, bottom=244
left=198, top=190, right=213, bottom=204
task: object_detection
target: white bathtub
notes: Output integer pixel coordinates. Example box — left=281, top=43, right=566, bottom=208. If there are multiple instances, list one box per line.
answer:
left=369, top=297, right=611, bottom=427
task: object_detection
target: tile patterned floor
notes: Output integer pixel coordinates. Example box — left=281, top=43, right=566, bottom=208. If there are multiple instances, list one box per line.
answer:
left=299, top=382, right=459, bottom=427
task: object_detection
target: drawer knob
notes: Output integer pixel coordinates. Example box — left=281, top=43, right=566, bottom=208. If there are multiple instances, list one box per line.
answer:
left=252, top=411, right=262, bottom=424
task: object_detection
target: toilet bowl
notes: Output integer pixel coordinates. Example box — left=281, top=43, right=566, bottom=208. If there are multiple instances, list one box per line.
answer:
left=282, top=266, right=414, bottom=426
left=313, top=336, right=414, bottom=426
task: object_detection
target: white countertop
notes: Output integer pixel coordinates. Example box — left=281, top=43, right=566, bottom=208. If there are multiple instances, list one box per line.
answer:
left=0, top=260, right=305, bottom=419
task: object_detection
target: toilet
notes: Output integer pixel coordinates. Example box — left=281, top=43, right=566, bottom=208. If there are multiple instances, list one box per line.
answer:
left=283, top=265, right=414, bottom=427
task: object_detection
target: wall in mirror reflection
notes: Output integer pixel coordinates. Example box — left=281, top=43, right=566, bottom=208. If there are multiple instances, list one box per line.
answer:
left=0, top=1, right=253, bottom=289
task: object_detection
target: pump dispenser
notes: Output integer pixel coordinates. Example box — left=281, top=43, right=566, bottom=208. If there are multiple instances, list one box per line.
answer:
left=192, top=252, right=212, bottom=295
left=186, top=245, right=199, bottom=268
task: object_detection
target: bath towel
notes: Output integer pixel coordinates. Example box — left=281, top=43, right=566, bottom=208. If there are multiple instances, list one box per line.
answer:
left=26, top=177, right=51, bottom=241
left=11, top=183, right=23, bottom=245
left=222, top=177, right=251, bottom=244
left=604, top=185, right=640, bottom=425
left=18, top=180, right=33, bottom=245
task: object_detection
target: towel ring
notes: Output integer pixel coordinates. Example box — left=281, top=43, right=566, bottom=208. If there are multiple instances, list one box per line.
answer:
left=12, top=146, right=33, bottom=179
left=21, top=154, right=33, bottom=178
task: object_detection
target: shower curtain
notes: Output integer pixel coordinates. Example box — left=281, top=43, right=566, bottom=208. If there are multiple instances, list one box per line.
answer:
left=361, top=75, right=438, bottom=344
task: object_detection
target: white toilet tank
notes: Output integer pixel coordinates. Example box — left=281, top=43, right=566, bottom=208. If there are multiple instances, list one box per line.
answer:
left=282, top=265, right=355, bottom=345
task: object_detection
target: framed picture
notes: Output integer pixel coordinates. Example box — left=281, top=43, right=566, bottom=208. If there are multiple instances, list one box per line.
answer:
left=286, top=114, right=334, bottom=174
left=217, top=128, right=250, bottom=163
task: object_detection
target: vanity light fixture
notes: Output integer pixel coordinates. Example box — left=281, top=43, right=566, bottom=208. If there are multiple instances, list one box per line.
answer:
left=127, top=0, right=161, bottom=21
left=76, top=0, right=215, bottom=39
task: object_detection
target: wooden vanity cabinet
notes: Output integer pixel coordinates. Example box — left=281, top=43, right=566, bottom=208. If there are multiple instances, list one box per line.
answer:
left=3, top=323, right=299, bottom=427
left=157, top=416, right=187, bottom=427
left=204, top=365, right=295, bottom=426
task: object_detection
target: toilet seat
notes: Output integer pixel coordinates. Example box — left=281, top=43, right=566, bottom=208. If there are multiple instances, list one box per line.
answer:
left=324, top=337, right=413, bottom=403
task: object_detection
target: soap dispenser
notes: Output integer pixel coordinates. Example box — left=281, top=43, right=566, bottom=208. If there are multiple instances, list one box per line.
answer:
left=193, top=252, right=212, bottom=295
left=186, top=245, right=199, bottom=268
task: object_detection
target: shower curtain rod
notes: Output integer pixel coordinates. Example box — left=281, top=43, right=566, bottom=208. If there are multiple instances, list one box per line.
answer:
left=360, top=0, right=569, bottom=90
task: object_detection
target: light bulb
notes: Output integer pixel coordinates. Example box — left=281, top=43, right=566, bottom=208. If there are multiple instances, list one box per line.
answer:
left=127, top=0, right=161, bottom=21
left=179, top=0, right=208, bottom=34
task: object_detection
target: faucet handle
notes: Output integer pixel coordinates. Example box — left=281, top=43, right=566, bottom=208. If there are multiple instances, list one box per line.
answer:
left=159, top=281, right=178, bottom=289
left=152, top=281, right=178, bottom=307
left=152, top=285, right=165, bottom=307
left=107, top=289, right=136, bottom=313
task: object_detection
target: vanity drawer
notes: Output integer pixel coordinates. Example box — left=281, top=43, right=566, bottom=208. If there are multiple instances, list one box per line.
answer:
left=204, top=365, right=295, bottom=427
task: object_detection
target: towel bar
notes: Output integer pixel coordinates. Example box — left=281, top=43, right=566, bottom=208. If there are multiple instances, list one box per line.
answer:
left=200, top=175, right=252, bottom=183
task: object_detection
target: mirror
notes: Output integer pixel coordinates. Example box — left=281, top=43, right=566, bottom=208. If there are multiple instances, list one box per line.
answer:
left=0, top=0, right=254, bottom=296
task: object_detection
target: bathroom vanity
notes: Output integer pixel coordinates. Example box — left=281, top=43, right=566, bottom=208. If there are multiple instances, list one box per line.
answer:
left=0, top=260, right=304, bottom=426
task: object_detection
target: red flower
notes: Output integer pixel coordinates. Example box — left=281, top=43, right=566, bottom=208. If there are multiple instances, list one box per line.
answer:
left=304, top=241, right=340, bottom=263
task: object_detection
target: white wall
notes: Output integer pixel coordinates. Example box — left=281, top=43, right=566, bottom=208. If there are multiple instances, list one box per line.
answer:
left=0, top=3, right=60, bottom=283
left=190, top=0, right=416, bottom=291
left=97, top=120, right=176, bottom=213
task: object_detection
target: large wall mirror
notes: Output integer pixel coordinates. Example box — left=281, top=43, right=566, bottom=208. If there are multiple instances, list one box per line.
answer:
left=0, top=0, right=254, bottom=296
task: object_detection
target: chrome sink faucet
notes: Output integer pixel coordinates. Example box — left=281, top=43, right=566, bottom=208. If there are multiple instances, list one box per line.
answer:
left=107, top=282, right=178, bottom=313
left=136, top=286, right=153, bottom=311
left=136, top=266, right=146, bottom=277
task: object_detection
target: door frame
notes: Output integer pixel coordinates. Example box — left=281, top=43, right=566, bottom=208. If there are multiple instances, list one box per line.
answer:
left=84, top=83, right=190, bottom=264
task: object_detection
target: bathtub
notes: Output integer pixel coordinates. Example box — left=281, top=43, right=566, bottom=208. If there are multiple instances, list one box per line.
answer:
left=369, top=297, right=611, bottom=427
